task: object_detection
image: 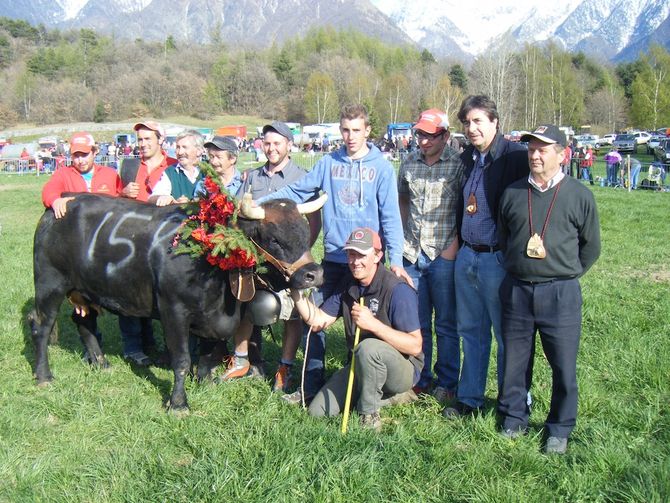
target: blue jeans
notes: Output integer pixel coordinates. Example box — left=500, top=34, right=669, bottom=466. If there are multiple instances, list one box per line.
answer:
left=630, top=165, right=641, bottom=189
left=118, top=315, right=154, bottom=356
left=302, top=261, right=350, bottom=397
left=454, top=245, right=506, bottom=409
left=404, top=252, right=458, bottom=391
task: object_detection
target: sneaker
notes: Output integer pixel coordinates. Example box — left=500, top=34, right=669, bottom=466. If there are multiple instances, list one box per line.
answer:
left=412, top=383, right=432, bottom=396
left=545, top=436, right=568, bottom=455
left=360, top=412, right=382, bottom=432
left=218, top=356, right=250, bottom=381
left=281, top=389, right=314, bottom=406
left=500, top=428, right=526, bottom=440
left=272, top=363, right=292, bottom=393
left=380, top=389, right=418, bottom=408
left=442, top=402, right=481, bottom=419
left=123, top=351, right=152, bottom=367
left=432, top=386, right=455, bottom=404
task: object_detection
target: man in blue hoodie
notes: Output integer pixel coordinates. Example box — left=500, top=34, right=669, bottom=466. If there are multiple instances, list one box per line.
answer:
left=256, top=103, right=410, bottom=404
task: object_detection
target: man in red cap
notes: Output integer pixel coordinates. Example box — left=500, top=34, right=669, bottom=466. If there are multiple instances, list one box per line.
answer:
left=41, top=132, right=123, bottom=363
left=398, top=108, right=465, bottom=404
left=121, top=121, right=175, bottom=202
left=42, top=132, right=122, bottom=218
left=290, top=228, right=423, bottom=431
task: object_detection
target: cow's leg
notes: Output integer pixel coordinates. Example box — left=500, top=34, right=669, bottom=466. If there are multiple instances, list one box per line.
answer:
left=72, top=309, right=109, bottom=368
left=30, top=288, right=64, bottom=385
left=196, top=339, right=229, bottom=382
left=161, top=311, right=191, bottom=412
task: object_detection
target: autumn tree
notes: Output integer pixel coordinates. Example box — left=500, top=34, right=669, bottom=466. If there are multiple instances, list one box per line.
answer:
left=304, top=71, right=337, bottom=123
left=377, top=72, right=411, bottom=124
left=630, top=44, right=670, bottom=129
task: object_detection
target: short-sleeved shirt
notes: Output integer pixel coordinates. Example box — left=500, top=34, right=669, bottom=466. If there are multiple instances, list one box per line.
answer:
left=238, top=160, right=308, bottom=200
left=321, top=280, right=420, bottom=334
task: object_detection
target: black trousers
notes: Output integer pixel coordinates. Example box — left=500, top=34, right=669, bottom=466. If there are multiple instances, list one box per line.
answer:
left=498, top=276, right=582, bottom=438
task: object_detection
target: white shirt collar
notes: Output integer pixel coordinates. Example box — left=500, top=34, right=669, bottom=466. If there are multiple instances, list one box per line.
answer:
left=528, top=170, right=565, bottom=192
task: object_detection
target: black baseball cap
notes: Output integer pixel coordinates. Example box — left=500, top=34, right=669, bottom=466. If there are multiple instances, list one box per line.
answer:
left=521, top=125, right=567, bottom=147
left=262, top=121, right=294, bottom=143
left=204, top=136, right=239, bottom=154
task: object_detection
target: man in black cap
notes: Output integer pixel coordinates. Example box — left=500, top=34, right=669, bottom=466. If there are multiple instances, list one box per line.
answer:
left=497, top=124, right=601, bottom=454
left=219, top=121, right=320, bottom=392
left=193, top=135, right=242, bottom=196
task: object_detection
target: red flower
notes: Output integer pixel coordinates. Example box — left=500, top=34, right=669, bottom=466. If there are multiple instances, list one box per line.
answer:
left=204, top=176, right=220, bottom=195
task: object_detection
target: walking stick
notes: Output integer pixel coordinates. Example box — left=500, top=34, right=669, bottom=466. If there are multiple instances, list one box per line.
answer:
left=341, top=297, right=364, bottom=434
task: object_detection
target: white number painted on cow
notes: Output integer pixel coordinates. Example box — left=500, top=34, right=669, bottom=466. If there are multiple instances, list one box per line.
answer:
left=105, top=212, right=153, bottom=275
left=87, top=211, right=114, bottom=262
left=149, top=219, right=182, bottom=253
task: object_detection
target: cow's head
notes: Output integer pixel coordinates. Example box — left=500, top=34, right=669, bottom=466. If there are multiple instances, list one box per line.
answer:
left=237, top=193, right=326, bottom=292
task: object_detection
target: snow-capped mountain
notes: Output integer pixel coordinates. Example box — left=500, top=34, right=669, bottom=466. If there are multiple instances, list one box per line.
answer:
left=0, top=0, right=667, bottom=62
left=371, top=0, right=670, bottom=61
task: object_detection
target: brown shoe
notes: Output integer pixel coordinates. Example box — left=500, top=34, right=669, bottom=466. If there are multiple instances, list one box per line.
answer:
left=360, top=412, right=382, bottom=432
left=272, top=363, right=292, bottom=393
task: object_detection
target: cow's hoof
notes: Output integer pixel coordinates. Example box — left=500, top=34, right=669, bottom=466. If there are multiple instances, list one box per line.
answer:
left=167, top=403, right=190, bottom=417
left=35, top=375, right=53, bottom=388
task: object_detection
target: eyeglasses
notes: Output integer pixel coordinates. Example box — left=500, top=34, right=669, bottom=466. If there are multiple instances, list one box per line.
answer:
left=415, top=130, right=445, bottom=141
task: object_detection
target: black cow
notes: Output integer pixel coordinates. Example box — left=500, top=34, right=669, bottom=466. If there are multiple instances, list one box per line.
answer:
left=30, top=193, right=326, bottom=411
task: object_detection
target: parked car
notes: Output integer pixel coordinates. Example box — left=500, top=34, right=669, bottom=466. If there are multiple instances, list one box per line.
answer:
left=654, top=138, right=670, bottom=165
left=631, top=131, right=651, bottom=145
left=595, top=133, right=616, bottom=149
left=612, top=134, right=636, bottom=154
left=574, top=134, right=599, bottom=148
left=647, top=134, right=663, bottom=154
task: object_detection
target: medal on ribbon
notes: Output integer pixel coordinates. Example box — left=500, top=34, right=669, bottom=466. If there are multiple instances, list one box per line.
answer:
left=466, top=193, right=477, bottom=214
left=526, top=233, right=546, bottom=259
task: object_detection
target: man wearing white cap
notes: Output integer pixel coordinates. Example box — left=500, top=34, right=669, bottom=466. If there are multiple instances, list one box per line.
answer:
left=398, top=109, right=464, bottom=404
left=121, top=120, right=176, bottom=202
left=118, top=120, right=175, bottom=366
left=497, top=124, right=600, bottom=454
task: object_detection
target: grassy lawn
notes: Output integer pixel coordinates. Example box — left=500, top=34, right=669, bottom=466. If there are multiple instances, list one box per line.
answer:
left=0, top=174, right=668, bottom=502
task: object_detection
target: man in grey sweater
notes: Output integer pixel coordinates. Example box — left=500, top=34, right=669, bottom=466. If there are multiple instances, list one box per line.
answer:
left=496, top=124, right=601, bottom=455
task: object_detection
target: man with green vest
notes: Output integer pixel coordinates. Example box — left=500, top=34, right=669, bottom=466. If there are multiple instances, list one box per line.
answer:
left=151, top=129, right=204, bottom=206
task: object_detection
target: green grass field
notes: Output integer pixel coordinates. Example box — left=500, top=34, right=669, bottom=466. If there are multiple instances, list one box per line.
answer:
left=0, top=173, right=668, bottom=502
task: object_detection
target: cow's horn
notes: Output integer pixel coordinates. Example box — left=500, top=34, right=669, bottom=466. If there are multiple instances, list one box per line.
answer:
left=240, top=193, right=265, bottom=220
left=297, top=193, right=328, bottom=215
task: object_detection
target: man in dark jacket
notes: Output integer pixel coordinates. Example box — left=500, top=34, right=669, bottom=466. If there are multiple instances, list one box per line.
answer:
left=443, top=95, right=529, bottom=418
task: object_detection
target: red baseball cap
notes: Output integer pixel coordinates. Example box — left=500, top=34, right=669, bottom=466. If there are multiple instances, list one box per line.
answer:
left=69, top=132, right=95, bottom=154
left=414, top=108, right=449, bottom=134
left=133, top=120, right=165, bottom=139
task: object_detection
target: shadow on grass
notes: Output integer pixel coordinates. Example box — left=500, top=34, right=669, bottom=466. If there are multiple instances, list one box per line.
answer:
left=20, top=298, right=174, bottom=406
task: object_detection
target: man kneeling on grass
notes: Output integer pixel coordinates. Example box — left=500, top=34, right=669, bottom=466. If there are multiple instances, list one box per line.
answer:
left=290, top=228, right=423, bottom=431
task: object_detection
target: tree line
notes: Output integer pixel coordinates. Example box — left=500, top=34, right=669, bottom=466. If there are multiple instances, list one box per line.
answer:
left=0, top=17, right=668, bottom=136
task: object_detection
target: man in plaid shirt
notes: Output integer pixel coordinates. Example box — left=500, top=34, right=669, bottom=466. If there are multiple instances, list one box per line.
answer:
left=398, top=109, right=465, bottom=403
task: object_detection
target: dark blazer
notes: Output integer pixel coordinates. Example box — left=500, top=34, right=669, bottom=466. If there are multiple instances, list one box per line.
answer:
left=456, top=133, right=529, bottom=238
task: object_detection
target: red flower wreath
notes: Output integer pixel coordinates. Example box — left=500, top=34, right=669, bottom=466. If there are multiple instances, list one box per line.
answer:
left=172, top=162, right=261, bottom=271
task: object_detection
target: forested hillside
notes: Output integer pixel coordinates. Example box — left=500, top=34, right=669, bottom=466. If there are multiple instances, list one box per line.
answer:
left=0, top=18, right=668, bottom=134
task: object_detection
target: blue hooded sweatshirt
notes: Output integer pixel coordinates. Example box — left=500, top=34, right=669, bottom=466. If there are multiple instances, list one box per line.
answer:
left=256, top=143, right=403, bottom=266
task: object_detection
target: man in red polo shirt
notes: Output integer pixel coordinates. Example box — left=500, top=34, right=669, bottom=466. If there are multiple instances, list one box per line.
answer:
left=42, top=131, right=122, bottom=218
left=122, top=121, right=176, bottom=202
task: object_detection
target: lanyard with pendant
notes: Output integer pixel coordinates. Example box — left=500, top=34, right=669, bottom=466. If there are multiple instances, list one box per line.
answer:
left=526, top=182, right=562, bottom=259
left=466, top=154, right=486, bottom=214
